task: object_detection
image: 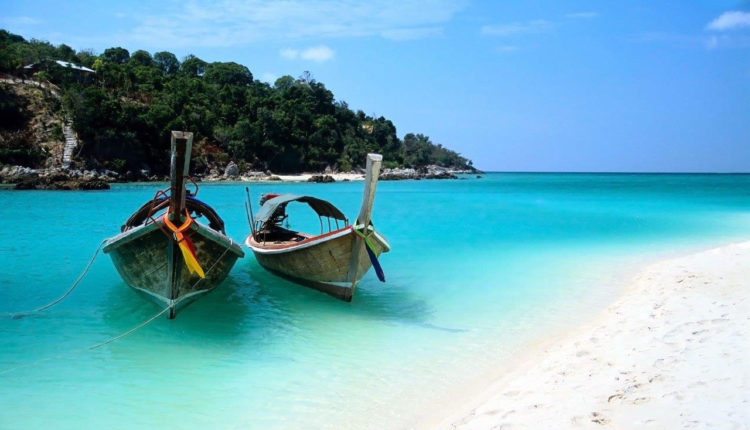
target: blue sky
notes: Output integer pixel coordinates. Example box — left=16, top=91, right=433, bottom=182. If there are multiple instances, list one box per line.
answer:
left=2, top=1, right=749, bottom=172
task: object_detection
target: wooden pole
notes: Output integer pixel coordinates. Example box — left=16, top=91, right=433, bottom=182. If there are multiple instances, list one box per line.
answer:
left=345, top=153, right=383, bottom=300
left=167, top=131, right=193, bottom=318
left=245, top=187, right=256, bottom=237
left=168, top=131, right=193, bottom=223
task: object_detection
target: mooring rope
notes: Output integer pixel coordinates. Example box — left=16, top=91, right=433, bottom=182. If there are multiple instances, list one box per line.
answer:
left=2, top=239, right=107, bottom=319
left=0, top=243, right=233, bottom=376
left=0, top=304, right=174, bottom=376
left=86, top=305, right=173, bottom=350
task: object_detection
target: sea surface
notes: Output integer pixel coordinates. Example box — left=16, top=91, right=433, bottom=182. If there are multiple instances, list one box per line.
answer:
left=1, top=173, right=749, bottom=429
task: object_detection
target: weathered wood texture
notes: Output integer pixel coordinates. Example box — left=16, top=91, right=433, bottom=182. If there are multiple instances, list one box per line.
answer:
left=168, top=131, right=193, bottom=223
left=346, top=153, right=383, bottom=292
left=248, top=229, right=388, bottom=301
left=105, top=221, right=242, bottom=311
left=355, top=153, right=383, bottom=227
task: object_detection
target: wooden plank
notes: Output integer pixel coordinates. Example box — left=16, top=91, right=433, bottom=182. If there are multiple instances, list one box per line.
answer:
left=107, top=221, right=242, bottom=315
left=245, top=152, right=388, bottom=302
left=355, top=153, right=383, bottom=227
left=105, top=130, right=240, bottom=318
left=168, top=130, right=193, bottom=223
left=167, top=130, right=193, bottom=318
left=251, top=225, right=388, bottom=300
left=253, top=233, right=353, bottom=281
left=346, top=153, right=383, bottom=296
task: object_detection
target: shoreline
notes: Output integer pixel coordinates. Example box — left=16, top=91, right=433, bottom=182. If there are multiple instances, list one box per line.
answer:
left=218, top=171, right=366, bottom=183
left=436, top=241, right=749, bottom=429
left=0, top=165, right=479, bottom=189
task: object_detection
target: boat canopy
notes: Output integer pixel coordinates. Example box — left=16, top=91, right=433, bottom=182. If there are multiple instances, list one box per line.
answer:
left=255, top=194, right=347, bottom=224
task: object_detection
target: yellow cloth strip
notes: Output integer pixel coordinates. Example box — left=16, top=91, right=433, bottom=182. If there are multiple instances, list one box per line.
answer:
left=178, top=241, right=205, bottom=278
left=352, top=227, right=377, bottom=254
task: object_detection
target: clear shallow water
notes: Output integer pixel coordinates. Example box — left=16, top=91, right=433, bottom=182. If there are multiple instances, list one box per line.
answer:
left=1, top=173, right=749, bottom=429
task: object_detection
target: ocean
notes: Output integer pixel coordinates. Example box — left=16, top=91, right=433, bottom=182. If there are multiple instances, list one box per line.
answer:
left=1, top=173, right=749, bottom=429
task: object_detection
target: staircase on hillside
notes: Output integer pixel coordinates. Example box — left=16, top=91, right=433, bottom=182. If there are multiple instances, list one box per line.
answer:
left=1, top=76, right=76, bottom=169
left=62, top=119, right=77, bottom=169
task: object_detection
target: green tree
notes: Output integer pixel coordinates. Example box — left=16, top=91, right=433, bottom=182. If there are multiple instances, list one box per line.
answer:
left=204, top=62, right=253, bottom=87
left=129, top=50, right=154, bottom=67
left=153, top=51, right=179, bottom=75
left=180, top=55, right=207, bottom=77
left=102, top=47, right=130, bottom=64
left=0, top=31, right=474, bottom=173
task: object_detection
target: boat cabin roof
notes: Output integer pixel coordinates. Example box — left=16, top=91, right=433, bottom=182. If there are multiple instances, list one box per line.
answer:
left=255, top=194, right=347, bottom=224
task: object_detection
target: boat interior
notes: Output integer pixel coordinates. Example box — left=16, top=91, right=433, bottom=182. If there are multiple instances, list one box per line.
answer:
left=249, top=193, right=351, bottom=246
left=122, top=192, right=226, bottom=233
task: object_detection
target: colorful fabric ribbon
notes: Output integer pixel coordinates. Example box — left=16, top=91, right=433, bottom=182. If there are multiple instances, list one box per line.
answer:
left=163, top=210, right=205, bottom=278
left=352, top=225, right=386, bottom=282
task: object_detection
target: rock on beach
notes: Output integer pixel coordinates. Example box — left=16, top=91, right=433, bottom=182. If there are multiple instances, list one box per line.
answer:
left=2, top=165, right=113, bottom=190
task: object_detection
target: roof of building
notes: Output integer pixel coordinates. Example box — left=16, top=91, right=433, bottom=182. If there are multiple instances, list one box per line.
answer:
left=23, top=59, right=95, bottom=73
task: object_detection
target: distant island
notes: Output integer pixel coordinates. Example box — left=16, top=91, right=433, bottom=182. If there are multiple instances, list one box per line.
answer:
left=0, top=29, right=475, bottom=186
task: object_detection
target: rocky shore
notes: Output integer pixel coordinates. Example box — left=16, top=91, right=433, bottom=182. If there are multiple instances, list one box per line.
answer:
left=0, top=162, right=478, bottom=190
left=1, top=165, right=112, bottom=190
left=379, top=166, right=472, bottom=180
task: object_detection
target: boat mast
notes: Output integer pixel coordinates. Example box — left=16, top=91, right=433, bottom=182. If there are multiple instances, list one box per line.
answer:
left=169, top=131, right=193, bottom=222
left=345, top=153, right=383, bottom=300
left=166, top=131, right=193, bottom=318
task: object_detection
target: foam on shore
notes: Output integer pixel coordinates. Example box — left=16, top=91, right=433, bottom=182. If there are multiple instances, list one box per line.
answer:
left=441, top=241, right=750, bottom=429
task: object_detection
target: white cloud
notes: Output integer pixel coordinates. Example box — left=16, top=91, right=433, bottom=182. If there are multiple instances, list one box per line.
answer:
left=280, top=45, right=335, bottom=62
left=280, top=48, right=299, bottom=60
left=707, top=11, right=750, bottom=31
left=301, top=45, right=335, bottom=62
left=481, top=20, right=552, bottom=36
left=123, top=0, right=466, bottom=48
left=566, top=12, right=598, bottom=19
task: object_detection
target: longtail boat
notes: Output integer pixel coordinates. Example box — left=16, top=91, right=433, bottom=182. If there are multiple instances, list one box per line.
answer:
left=103, top=131, right=244, bottom=318
left=245, top=154, right=390, bottom=301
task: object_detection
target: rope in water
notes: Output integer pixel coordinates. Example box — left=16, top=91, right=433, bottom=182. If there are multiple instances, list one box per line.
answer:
left=0, top=304, right=173, bottom=376
left=0, top=245, right=232, bottom=376
left=2, top=239, right=107, bottom=319
left=86, top=305, right=173, bottom=351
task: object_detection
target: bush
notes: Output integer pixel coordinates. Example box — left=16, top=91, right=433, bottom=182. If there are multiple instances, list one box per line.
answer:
left=50, top=123, right=64, bottom=141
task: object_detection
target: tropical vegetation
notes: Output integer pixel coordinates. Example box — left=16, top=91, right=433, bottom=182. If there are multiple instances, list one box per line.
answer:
left=0, top=29, right=473, bottom=174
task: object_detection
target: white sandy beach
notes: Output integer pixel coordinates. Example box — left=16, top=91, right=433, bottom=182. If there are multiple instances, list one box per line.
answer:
left=202, top=171, right=365, bottom=183
left=272, top=172, right=365, bottom=182
left=440, top=241, right=749, bottom=429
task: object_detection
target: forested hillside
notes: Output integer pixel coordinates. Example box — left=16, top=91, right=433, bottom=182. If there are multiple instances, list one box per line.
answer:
left=0, top=30, right=473, bottom=175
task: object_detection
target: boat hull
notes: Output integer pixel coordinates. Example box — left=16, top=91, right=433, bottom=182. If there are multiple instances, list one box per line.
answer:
left=104, top=219, right=244, bottom=315
left=246, top=228, right=389, bottom=301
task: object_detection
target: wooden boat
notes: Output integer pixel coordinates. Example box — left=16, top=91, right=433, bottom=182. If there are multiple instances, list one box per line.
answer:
left=244, top=154, right=390, bottom=301
left=103, top=131, right=244, bottom=318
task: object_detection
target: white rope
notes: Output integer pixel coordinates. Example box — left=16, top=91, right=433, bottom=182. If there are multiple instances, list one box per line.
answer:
left=87, top=305, right=173, bottom=350
left=85, top=245, right=231, bottom=354
left=0, top=243, right=233, bottom=375
left=3, top=239, right=107, bottom=319
left=0, top=304, right=173, bottom=376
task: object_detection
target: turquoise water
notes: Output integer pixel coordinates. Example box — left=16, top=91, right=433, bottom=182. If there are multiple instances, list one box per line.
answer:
left=1, top=173, right=749, bottom=429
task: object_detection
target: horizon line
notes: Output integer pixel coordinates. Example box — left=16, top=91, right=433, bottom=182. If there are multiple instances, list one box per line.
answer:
left=474, top=170, right=750, bottom=175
